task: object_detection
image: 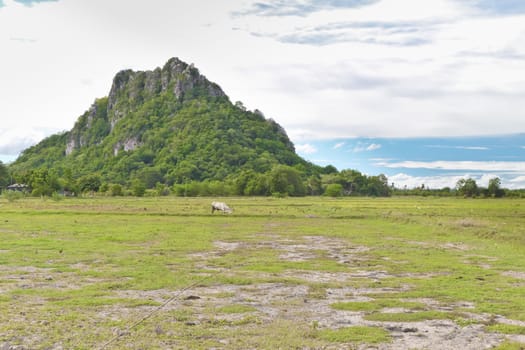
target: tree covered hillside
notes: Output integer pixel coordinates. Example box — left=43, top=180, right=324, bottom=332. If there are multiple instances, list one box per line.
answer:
left=9, top=58, right=331, bottom=195
left=7, top=57, right=395, bottom=197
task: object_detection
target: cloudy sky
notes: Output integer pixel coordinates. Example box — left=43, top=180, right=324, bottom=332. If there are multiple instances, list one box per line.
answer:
left=1, top=0, right=524, bottom=188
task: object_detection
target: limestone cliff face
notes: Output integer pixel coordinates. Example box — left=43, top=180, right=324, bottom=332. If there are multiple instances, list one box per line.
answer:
left=65, top=98, right=109, bottom=156
left=65, top=57, right=227, bottom=156
left=107, top=57, right=226, bottom=131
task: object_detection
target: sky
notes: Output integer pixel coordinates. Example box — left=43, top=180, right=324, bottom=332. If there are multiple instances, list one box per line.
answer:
left=1, top=0, right=525, bottom=188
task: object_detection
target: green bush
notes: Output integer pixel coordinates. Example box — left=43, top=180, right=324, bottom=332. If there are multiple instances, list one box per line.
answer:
left=131, top=180, right=146, bottom=197
left=324, top=184, right=343, bottom=197
left=3, top=190, right=24, bottom=202
left=110, top=184, right=123, bottom=196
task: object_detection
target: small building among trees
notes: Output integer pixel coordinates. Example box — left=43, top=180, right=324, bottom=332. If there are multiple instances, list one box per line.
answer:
left=6, top=183, right=29, bottom=192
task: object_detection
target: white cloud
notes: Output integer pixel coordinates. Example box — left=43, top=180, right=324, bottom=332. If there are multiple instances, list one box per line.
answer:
left=459, top=146, right=489, bottom=150
left=9, top=36, right=37, bottom=43
left=0, top=127, right=55, bottom=156
left=376, top=160, right=525, bottom=173
left=353, top=142, right=382, bottom=152
left=389, top=173, right=464, bottom=189
left=333, top=142, right=345, bottom=149
left=508, top=175, right=525, bottom=189
left=426, top=145, right=489, bottom=150
left=366, top=143, right=381, bottom=151
left=369, top=157, right=394, bottom=161
left=237, top=0, right=380, bottom=17
left=389, top=172, right=525, bottom=189
left=296, top=143, right=318, bottom=154
left=232, top=1, right=525, bottom=141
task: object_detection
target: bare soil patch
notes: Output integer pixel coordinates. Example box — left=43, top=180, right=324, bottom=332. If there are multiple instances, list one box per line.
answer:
left=99, top=235, right=516, bottom=349
left=502, top=270, right=525, bottom=280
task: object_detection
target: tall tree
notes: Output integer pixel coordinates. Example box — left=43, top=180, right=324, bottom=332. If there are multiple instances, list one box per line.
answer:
left=28, top=168, right=61, bottom=196
left=269, top=165, right=306, bottom=197
left=456, top=178, right=479, bottom=197
left=487, top=177, right=504, bottom=198
left=0, top=161, right=9, bottom=188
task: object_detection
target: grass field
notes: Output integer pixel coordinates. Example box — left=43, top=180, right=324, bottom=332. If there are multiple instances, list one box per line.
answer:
left=0, top=196, right=524, bottom=349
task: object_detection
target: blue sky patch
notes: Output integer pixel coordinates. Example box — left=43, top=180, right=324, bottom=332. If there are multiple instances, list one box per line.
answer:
left=13, top=0, right=58, bottom=6
left=468, top=0, right=525, bottom=15
left=240, top=0, right=379, bottom=17
left=0, top=0, right=58, bottom=7
left=296, top=134, right=525, bottom=189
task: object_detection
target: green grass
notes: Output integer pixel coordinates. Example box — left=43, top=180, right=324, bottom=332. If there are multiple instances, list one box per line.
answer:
left=331, top=298, right=426, bottom=312
left=487, top=324, right=525, bottom=335
left=493, top=341, right=525, bottom=350
left=217, top=304, right=257, bottom=314
left=317, top=326, right=392, bottom=344
left=0, top=196, right=524, bottom=349
left=364, top=310, right=458, bottom=322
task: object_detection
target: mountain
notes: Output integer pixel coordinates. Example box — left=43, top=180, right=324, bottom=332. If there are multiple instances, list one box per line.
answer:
left=10, top=57, right=320, bottom=191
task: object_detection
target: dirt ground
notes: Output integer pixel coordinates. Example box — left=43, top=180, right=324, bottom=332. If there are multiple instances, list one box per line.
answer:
left=113, top=235, right=524, bottom=349
left=181, top=236, right=523, bottom=349
left=2, top=235, right=525, bottom=349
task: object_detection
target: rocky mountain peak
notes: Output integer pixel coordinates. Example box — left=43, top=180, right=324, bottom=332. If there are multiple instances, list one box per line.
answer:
left=107, top=57, right=226, bottom=130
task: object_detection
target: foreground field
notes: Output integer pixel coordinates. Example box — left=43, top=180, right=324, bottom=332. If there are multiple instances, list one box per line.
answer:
left=0, top=196, right=524, bottom=349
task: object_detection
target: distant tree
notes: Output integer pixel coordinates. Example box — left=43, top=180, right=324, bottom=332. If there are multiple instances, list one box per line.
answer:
left=234, top=101, right=247, bottom=111
left=131, top=179, right=146, bottom=197
left=269, top=165, right=305, bottom=197
left=324, top=183, right=343, bottom=197
left=366, top=174, right=391, bottom=197
left=244, top=173, right=270, bottom=196
left=155, top=182, right=170, bottom=196
left=306, top=175, right=323, bottom=196
left=322, top=165, right=338, bottom=175
left=135, top=167, right=164, bottom=188
left=234, top=170, right=254, bottom=195
left=171, top=161, right=199, bottom=183
left=28, top=168, right=61, bottom=196
left=339, top=169, right=366, bottom=195
left=99, top=182, right=109, bottom=194
left=61, top=167, right=79, bottom=195
left=110, top=184, right=123, bottom=196
left=487, top=177, right=504, bottom=198
left=78, top=174, right=102, bottom=194
left=456, top=178, right=478, bottom=197
left=253, top=109, right=265, bottom=117
left=0, top=161, right=9, bottom=188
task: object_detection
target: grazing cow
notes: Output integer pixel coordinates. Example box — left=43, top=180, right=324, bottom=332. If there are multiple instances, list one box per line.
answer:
left=211, top=201, right=233, bottom=214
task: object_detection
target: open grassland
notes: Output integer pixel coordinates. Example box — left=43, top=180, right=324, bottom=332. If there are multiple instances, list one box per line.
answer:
left=0, top=196, right=524, bottom=349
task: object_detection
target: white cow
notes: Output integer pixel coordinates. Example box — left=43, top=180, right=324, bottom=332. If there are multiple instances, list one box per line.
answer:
left=211, top=201, right=233, bottom=214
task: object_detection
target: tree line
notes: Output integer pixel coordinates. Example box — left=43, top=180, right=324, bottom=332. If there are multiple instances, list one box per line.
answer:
left=393, top=177, right=524, bottom=198
left=3, top=160, right=523, bottom=198
left=0, top=160, right=393, bottom=198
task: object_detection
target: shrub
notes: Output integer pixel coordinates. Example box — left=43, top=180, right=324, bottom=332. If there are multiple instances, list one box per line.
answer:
left=3, top=190, right=24, bottom=202
left=110, top=184, right=123, bottom=196
left=324, top=184, right=343, bottom=197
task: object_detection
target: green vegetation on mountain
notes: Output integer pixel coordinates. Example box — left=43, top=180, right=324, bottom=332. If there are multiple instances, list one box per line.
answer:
left=7, top=58, right=392, bottom=197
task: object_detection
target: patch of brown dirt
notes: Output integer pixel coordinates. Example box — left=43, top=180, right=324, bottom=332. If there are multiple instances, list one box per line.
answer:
left=0, top=265, right=102, bottom=293
left=177, top=235, right=517, bottom=349
left=502, top=270, right=525, bottom=280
